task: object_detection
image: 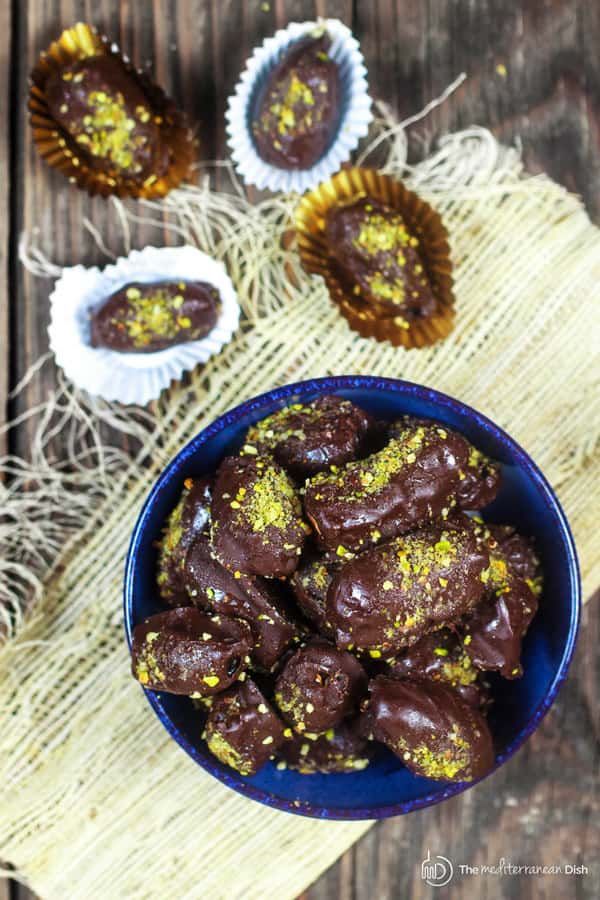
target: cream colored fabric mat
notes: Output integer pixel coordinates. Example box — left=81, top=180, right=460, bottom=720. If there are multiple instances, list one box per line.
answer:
left=1, top=122, right=600, bottom=900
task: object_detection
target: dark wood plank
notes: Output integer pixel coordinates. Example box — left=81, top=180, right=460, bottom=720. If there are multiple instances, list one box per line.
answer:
left=0, top=0, right=11, bottom=458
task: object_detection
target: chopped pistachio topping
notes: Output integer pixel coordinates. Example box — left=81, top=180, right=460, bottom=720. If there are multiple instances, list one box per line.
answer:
left=73, top=87, right=152, bottom=174
left=110, top=286, right=200, bottom=349
left=230, top=460, right=305, bottom=537
left=206, top=730, right=252, bottom=775
left=353, top=212, right=416, bottom=256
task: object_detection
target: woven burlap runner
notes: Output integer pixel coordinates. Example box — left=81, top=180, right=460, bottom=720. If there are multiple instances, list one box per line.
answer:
left=1, top=121, right=599, bottom=900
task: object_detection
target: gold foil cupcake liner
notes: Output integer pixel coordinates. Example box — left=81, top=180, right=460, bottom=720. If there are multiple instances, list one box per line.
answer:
left=294, top=167, right=455, bottom=348
left=29, top=22, right=196, bottom=199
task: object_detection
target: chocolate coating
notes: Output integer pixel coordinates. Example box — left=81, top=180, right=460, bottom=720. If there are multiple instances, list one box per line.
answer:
left=327, top=518, right=490, bottom=653
left=454, top=448, right=502, bottom=509
left=210, top=454, right=309, bottom=578
left=290, top=552, right=338, bottom=634
left=205, top=678, right=285, bottom=775
left=462, top=574, right=538, bottom=678
left=245, top=395, right=374, bottom=479
left=387, top=629, right=490, bottom=710
left=156, top=477, right=212, bottom=606
left=275, top=639, right=368, bottom=733
left=251, top=32, right=340, bottom=170
left=304, top=417, right=495, bottom=554
left=487, top=524, right=540, bottom=583
left=324, top=197, right=437, bottom=322
left=90, top=280, right=220, bottom=353
left=45, top=55, right=168, bottom=180
left=184, top=532, right=301, bottom=670
left=131, top=608, right=252, bottom=695
left=278, top=721, right=370, bottom=774
left=361, top=676, right=494, bottom=782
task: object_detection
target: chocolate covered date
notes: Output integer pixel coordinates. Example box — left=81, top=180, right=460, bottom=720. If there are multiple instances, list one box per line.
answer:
left=185, top=532, right=301, bottom=670
left=244, top=395, right=374, bottom=478
left=463, top=556, right=539, bottom=678
left=387, top=628, right=490, bottom=710
left=275, top=639, right=367, bottom=733
left=324, top=197, right=437, bottom=321
left=361, top=676, right=494, bottom=782
left=304, top=418, right=499, bottom=554
left=45, top=55, right=167, bottom=180
left=205, top=678, right=285, bottom=775
left=278, top=721, right=370, bottom=774
left=91, top=280, right=220, bottom=353
left=131, top=608, right=252, bottom=695
left=210, top=454, right=309, bottom=578
left=157, top=477, right=212, bottom=606
left=327, top=519, right=489, bottom=653
left=251, top=32, right=341, bottom=170
left=290, top=553, right=338, bottom=634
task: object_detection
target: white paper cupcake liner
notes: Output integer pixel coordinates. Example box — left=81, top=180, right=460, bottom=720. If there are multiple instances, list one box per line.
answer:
left=226, top=18, right=373, bottom=194
left=48, top=245, right=241, bottom=405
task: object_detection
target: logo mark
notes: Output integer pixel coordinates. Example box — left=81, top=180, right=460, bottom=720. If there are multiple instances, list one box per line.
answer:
left=421, top=849, right=454, bottom=887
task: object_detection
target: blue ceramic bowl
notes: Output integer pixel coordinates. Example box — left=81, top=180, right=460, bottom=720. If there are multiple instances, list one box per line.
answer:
left=124, top=376, right=581, bottom=820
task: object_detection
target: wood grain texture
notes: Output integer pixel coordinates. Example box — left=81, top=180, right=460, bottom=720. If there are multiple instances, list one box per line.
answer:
left=4, top=1, right=599, bottom=899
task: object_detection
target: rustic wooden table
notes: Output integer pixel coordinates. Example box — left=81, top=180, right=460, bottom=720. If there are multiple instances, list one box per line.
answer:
left=1, top=1, right=599, bottom=898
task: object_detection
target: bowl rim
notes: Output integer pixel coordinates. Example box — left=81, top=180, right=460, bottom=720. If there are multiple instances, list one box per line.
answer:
left=124, top=375, right=581, bottom=820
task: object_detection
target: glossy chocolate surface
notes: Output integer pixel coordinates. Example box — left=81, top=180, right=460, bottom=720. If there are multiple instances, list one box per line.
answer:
left=361, top=676, right=494, bottom=782
left=210, top=454, right=309, bottom=578
left=157, top=477, right=212, bottom=606
left=184, top=532, right=301, bottom=670
left=387, top=628, right=490, bottom=710
left=324, top=197, right=436, bottom=321
left=131, top=607, right=252, bottom=695
left=327, top=518, right=490, bottom=653
left=462, top=576, right=538, bottom=678
left=290, top=551, right=338, bottom=634
left=245, top=394, right=374, bottom=478
left=304, top=417, right=497, bottom=553
left=275, top=639, right=368, bottom=733
left=45, top=55, right=168, bottom=179
left=91, top=280, right=220, bottom=353
left=279, top=721, right=370, bottom=774
left=251, top=32, right=340, bottom=170
left=205, top=678, right=285, bottom=775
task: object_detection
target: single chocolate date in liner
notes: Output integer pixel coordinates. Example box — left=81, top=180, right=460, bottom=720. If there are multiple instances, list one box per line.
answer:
left=45, top=55, right=168, bottom=180
left=210, top=454, right=309, bottom=578
left=91, top=280, right=220, bottom=353
left=131, top=608, right=252, bottom=695
left=184, top=532, right=302, bottom=670
left=275, top=639, right=368, bottom=733
left=251, top=32, right=341, bottom=170
left=324, top=197, right=437, bottom=322
left=157, top=477, right=212, bottom=606
left=244, top=395, right=374, bottom=478
left=278, top=721, right=370, bottom=774
left=327, top=519, right=490, bottom=653
left=205, top=678, right=285, bottom=776
left=361, top=676, right=494, bottom=783
left=304, top=417, right=500, bottom=554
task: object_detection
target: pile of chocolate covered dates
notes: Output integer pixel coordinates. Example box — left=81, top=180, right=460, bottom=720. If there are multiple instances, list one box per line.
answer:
left=131, top=394, right=542, bottom=782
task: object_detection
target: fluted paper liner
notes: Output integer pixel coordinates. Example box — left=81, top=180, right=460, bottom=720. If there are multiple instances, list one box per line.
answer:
left=29, top=22, right=196, bottom=199
left=48, top=245, right=241, bottom=404
left=295, top=167, right=455, bottom=348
